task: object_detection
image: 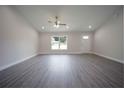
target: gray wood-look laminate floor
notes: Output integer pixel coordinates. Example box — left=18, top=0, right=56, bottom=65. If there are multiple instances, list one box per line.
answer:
left=0, top=54, right=123, bottom=88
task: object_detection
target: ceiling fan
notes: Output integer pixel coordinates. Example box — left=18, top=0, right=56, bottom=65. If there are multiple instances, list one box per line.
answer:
left=48, top=16, right=69, bottom=28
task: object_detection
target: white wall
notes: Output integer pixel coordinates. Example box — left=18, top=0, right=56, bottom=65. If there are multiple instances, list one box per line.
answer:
left=93, top=8, right=123, bottom=63
left=123, top=6, right=124, bottom=63
left=39, top=32, right=93, bottom=54
left=0, top=6, right=39, bottom=71
left=123, top=6, right=124, bottom=87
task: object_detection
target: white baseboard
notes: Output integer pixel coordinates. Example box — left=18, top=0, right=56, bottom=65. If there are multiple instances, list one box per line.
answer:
left=93, top=52, right=123, bottom=64
left=39, top=51, right=92, bottom=55
left=0, top=54, right=38, bottom=71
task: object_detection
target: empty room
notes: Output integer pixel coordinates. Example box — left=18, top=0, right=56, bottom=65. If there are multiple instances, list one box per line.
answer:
left=0, top=5, right=124, bottom=88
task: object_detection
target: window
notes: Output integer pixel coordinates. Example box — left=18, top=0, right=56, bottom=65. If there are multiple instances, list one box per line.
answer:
left=51, top=36, right=67, bottom=50
left=83, top=36, right=89, bottom=39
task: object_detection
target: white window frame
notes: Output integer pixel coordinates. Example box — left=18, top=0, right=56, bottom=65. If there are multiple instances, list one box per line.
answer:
left=51, top=35, right=68, bottom=50
left=82, top=35, right=89, bottom=40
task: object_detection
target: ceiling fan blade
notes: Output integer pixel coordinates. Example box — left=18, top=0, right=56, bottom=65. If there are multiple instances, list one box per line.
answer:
left=59, top=24, right=67, bottom=25
left=48, top=20, right=52, bottom=23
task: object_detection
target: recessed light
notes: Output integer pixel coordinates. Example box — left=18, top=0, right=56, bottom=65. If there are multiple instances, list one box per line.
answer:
left=42, top=26, right=45, bottom=29
left=66, top=26, right=69, bottom=29
left=89, top=25, right=92, bottom=29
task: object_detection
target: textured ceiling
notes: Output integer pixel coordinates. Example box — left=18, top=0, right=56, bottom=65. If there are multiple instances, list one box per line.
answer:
left=14, top=5, right=121, bottom=32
